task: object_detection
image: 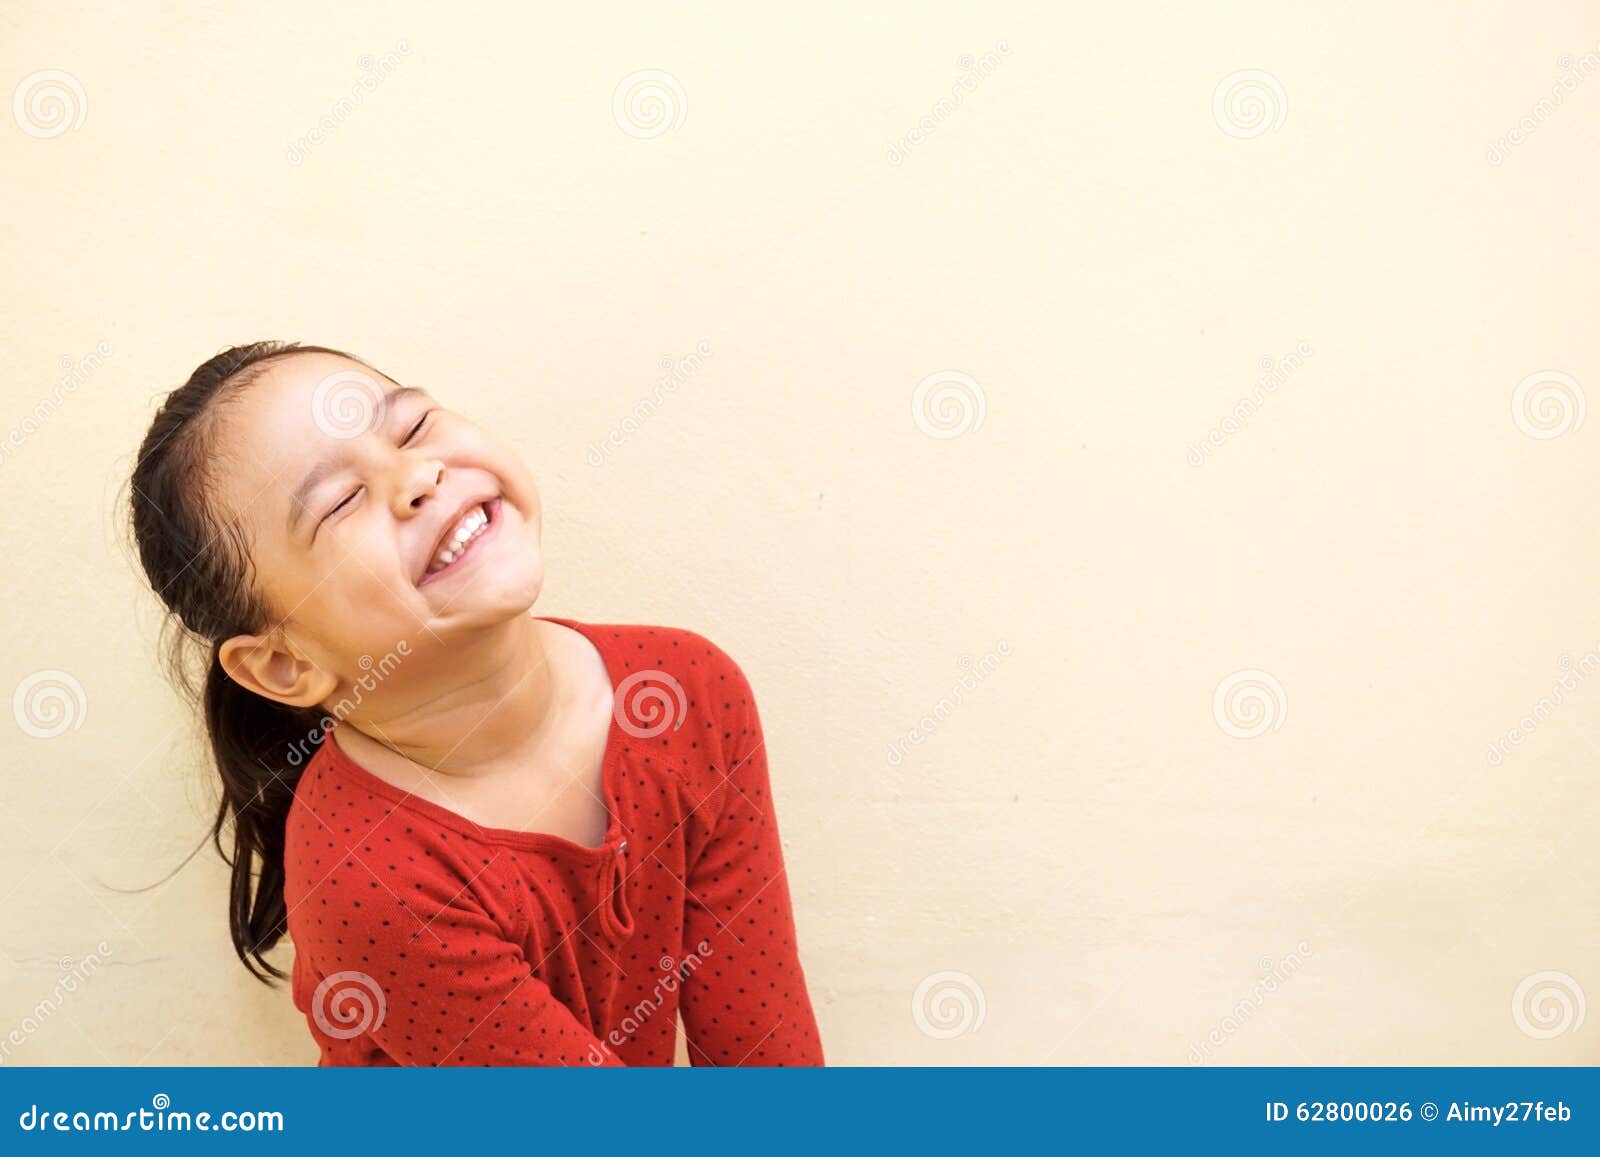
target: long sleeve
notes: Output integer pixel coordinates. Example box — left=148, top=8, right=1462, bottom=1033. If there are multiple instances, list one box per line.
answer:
left=678, top=657, right=825, bottom=1066
left=292, top=858, right=625, bottom=1067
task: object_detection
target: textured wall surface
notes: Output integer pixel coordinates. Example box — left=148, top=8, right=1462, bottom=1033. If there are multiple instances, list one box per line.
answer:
left=1, top=2, right=1597, bottom=1065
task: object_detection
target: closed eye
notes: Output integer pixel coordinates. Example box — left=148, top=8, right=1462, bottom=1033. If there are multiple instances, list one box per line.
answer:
left=401, top=410, right=435, bottom=447
left=321, top=487, right=362, bottom=527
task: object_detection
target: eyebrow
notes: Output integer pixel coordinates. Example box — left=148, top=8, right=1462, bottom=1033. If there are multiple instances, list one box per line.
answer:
left=286, top=385, right=428, bottom=538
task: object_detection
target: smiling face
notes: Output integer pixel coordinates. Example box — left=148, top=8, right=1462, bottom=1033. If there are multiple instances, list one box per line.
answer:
left=207, top=351, right=545, bottom=699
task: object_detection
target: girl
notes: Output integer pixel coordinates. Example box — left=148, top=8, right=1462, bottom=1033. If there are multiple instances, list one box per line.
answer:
left=126, top=341, right=825, bottom=1066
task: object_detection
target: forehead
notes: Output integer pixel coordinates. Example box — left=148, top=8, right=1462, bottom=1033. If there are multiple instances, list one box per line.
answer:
left=207, top=352, right=401, bottom=526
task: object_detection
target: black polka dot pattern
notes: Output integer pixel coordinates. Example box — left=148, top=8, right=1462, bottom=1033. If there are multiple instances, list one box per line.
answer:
left=281, top=618, right=825, bottom=1067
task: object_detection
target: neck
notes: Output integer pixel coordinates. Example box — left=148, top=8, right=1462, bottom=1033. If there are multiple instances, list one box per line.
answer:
left=333, top=613, right=560, bottom=779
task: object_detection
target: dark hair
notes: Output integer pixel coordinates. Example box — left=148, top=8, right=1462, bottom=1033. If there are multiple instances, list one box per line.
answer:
left=126, top=341, right=374, bottom=983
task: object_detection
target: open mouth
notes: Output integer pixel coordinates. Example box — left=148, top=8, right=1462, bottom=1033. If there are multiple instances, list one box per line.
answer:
left=418, top=497, right=502, bottom=586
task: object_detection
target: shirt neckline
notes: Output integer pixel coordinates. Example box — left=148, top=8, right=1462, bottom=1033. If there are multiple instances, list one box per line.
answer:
left=313, top=613, right=628, bottom=859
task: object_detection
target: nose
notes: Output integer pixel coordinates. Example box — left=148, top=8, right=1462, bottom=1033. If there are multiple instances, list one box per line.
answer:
left=394, top=455, right=445, bottom=516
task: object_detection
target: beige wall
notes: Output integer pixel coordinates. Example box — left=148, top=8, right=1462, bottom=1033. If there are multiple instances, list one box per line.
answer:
left=2, top=1, right=1597, bottom=1065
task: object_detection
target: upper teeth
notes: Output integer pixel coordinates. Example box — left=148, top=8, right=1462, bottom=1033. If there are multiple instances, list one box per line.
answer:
left=427, top=504, right=488, bottom=574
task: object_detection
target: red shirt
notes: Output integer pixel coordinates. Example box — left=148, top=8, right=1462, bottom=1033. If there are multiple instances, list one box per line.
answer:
left=282, top=617, right=825, bottom=1067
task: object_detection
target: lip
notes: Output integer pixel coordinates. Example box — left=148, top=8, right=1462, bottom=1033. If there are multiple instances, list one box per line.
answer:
left=417, top=496, right=502, bottom=587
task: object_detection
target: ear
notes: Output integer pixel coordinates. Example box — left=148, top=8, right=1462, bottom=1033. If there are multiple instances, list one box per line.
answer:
left=218, top=629, right=339, bottom=709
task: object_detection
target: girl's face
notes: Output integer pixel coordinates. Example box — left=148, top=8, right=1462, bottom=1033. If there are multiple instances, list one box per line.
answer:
left=209, top=352, right=545, bottom=703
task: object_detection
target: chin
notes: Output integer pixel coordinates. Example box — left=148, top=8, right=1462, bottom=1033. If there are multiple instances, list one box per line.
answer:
left=446, top=555, right=546, bottom=624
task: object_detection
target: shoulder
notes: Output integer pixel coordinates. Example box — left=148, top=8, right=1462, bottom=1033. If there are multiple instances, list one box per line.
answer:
left=283, top=742, right=508, bottom=944
left=556, top=617, right=758, bottom=713
left=566, top=616, right=766, bottom=801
